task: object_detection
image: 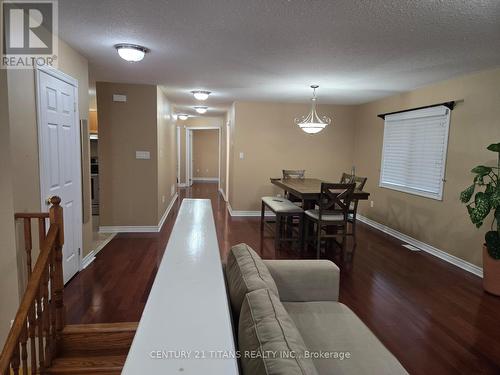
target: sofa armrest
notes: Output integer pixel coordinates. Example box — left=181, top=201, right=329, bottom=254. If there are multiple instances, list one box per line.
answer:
left=262, top=260, right=340, bottom=302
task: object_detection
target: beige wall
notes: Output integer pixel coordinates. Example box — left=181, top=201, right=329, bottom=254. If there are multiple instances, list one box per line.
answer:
left=228, top=101, right=357, bottom=211
left=178, top=116, right=224, bottom=184
left=157, top=87, right=177, bottom=220
left=97, top=82, right=159, bottom=226
left=353, top=67, right=500, bottom=267
left=0, top=69, right=20, bottom=346
left=193, top=129, right=219, bottom=178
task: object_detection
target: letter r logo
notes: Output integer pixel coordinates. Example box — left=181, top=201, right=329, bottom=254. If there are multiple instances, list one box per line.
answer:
left=2, top=1, right=54, bottom=55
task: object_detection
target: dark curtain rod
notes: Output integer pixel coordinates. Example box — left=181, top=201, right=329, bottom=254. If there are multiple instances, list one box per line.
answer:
left=377, top=101, right=456, bottom=119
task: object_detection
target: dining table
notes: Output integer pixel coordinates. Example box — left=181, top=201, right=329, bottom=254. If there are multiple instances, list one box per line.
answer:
left=271, top=177, right=370, bottom=208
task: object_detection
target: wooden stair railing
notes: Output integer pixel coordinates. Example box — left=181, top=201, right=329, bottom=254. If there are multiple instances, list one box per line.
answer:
left=0, top=197, right=64, bottom=375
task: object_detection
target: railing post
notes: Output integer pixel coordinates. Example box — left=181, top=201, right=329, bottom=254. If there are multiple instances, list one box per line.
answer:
left=48, top=196, right=64, bottom=346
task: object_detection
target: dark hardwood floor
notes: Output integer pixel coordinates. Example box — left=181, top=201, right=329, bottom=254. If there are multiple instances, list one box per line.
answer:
left=65, top=183, right=500, bottom=374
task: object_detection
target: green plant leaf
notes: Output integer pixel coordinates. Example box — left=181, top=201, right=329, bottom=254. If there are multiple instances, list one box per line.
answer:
left=485, top=183, right=495, bottom=196
left=471, top=165, right=492, bottom=175
left=460, top=184, right=475, bottom=203
left=487, top=143, right=500, bottom=153
left=485, top=231, right=500, bottom=259
left=492, top=190, right=500, bottom=209
left=470, top=193, right=491, bottom=228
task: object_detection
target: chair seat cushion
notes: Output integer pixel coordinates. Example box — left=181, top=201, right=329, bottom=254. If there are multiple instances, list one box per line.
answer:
left=226, top=243, right=280, bottom=320
left=262, top=196, right=303, bottom=213
left=283, top=302, right=408, bottom=375
left=239, top=289, right=319, bottom=375
left=305, top=210, right=344, bottom=222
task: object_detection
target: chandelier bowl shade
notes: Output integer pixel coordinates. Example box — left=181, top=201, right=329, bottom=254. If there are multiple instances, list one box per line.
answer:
left=294, top=85, right=331, bottom=134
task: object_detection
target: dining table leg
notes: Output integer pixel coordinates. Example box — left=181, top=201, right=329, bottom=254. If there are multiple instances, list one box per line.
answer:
left=302, top=198, right=316, bottom=254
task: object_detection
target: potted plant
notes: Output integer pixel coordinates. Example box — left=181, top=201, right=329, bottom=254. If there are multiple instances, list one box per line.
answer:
left=460, top=142, right=500, bottom=295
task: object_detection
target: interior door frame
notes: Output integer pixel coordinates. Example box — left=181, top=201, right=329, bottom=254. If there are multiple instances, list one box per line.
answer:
left=225, top=120, right=230, bottom=202
left=35, top=65, right=83, bottom=274
left=185, top=126, right=221, bottom=190
left=176, top=126, right=181, bottom=184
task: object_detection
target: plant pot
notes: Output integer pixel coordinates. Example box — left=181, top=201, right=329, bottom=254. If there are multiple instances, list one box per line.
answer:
left=483, top=245, right=500, bottom=296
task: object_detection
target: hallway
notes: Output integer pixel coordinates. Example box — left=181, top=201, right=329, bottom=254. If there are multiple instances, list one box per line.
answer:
left=64, top=183, right=500, bottom=375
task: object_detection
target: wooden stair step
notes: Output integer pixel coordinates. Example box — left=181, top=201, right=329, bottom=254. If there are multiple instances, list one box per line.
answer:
left=59, top=322, right=138, bottom=357
left=45, top=354, right=126, bottom=374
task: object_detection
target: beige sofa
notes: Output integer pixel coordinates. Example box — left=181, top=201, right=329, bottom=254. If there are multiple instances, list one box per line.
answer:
left=225, top=243, right=408, bottom=375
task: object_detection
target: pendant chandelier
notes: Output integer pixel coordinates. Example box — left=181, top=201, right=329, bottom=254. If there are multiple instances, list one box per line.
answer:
left=295, top=85, right=331, bottom=134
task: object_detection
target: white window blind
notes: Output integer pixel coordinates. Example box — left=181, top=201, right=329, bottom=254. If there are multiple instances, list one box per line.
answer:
left=379, top=105, right=451, bottom=200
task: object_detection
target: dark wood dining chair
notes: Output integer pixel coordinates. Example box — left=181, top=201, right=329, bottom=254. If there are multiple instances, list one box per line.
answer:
left=340, top=172, right=367, bottom=190
left=283, top=169, right=305, bottom=179
left=304, top=183, right=356, bottom=259
left=340, top=173, right=367, bottom=239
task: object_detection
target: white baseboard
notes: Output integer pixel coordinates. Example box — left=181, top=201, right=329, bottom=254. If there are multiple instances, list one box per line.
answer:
left=357, top=214, right=483, bottom=278
left=219, top=188, right=227, bottom=202
left=192, top=177, right=219, bottom=182
left=82, top=252, right=95, bottom=269
left=157, top=193, right=178, bottom=230
left=227, top=204, right=275, bottom=217
left=99, top=193, right=178, bottom=234
left=81, top=233, right=117, bottom=269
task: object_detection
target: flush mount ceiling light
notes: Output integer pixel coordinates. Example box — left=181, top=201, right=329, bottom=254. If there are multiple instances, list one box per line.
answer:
left=294, top=85, right=331, bottom=134
left=115, top=44, right=150, bottom=62
left=194, top=106, right=208, bottom=114
left=177, top=114, right=189, bottom=121
left=191, top=90, right=211, bottom=101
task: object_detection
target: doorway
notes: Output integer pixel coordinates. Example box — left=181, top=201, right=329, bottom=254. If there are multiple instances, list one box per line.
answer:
left=36, top=66, right=82, bottom=283
left=185, top=127, right=221, bottom=189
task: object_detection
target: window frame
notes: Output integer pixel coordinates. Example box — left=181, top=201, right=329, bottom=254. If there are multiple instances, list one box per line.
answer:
left=378, top=105, right=451, bottom=201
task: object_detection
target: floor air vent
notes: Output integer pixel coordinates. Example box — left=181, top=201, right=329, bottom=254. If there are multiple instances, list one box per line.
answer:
left=402, top=244, right=421, bottom=251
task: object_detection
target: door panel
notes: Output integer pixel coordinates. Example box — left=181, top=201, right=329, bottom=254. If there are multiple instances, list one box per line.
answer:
left=37, top=68, right=82, bottom=283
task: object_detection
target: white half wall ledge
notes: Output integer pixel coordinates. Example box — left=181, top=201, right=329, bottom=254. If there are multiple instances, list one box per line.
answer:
left=356, top=214, right=483, bottom=278
left=99, top=193, right=178, bottom=234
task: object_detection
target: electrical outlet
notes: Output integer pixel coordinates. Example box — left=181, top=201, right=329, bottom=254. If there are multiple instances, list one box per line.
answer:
left=162, top=195, right=165, bottom=204
left=370, top=200, right=374, bottom=208
left=171, top=184, right=175, bottom=195
left=277, top=193, right=282, bottom=198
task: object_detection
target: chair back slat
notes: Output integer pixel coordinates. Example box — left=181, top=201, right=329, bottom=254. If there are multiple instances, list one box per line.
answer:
left=340, top=173, right=367, bottom=191
left=318, top=183, right=355, bottom=216
left=282, top=169, right=305, bottom=179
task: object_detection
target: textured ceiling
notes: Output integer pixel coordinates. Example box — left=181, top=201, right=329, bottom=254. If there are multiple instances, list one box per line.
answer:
left=60, top=0, right=500, bottom=116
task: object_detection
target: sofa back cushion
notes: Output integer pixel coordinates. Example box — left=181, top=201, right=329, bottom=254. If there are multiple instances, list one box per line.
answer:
left=238, top=289, right=318, bottom=375
left=226, top=243, right=279, bottom=319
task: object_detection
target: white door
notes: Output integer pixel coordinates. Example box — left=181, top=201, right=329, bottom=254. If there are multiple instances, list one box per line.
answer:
left=36, top=67, right=82, bottom=284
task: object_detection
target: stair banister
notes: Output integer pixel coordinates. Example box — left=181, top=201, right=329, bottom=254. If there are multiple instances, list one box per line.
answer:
left=0, top=197, right=64, bottom=375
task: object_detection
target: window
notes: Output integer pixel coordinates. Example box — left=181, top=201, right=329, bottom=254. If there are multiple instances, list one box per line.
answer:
left=379, top=105, right=451, bottom=200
